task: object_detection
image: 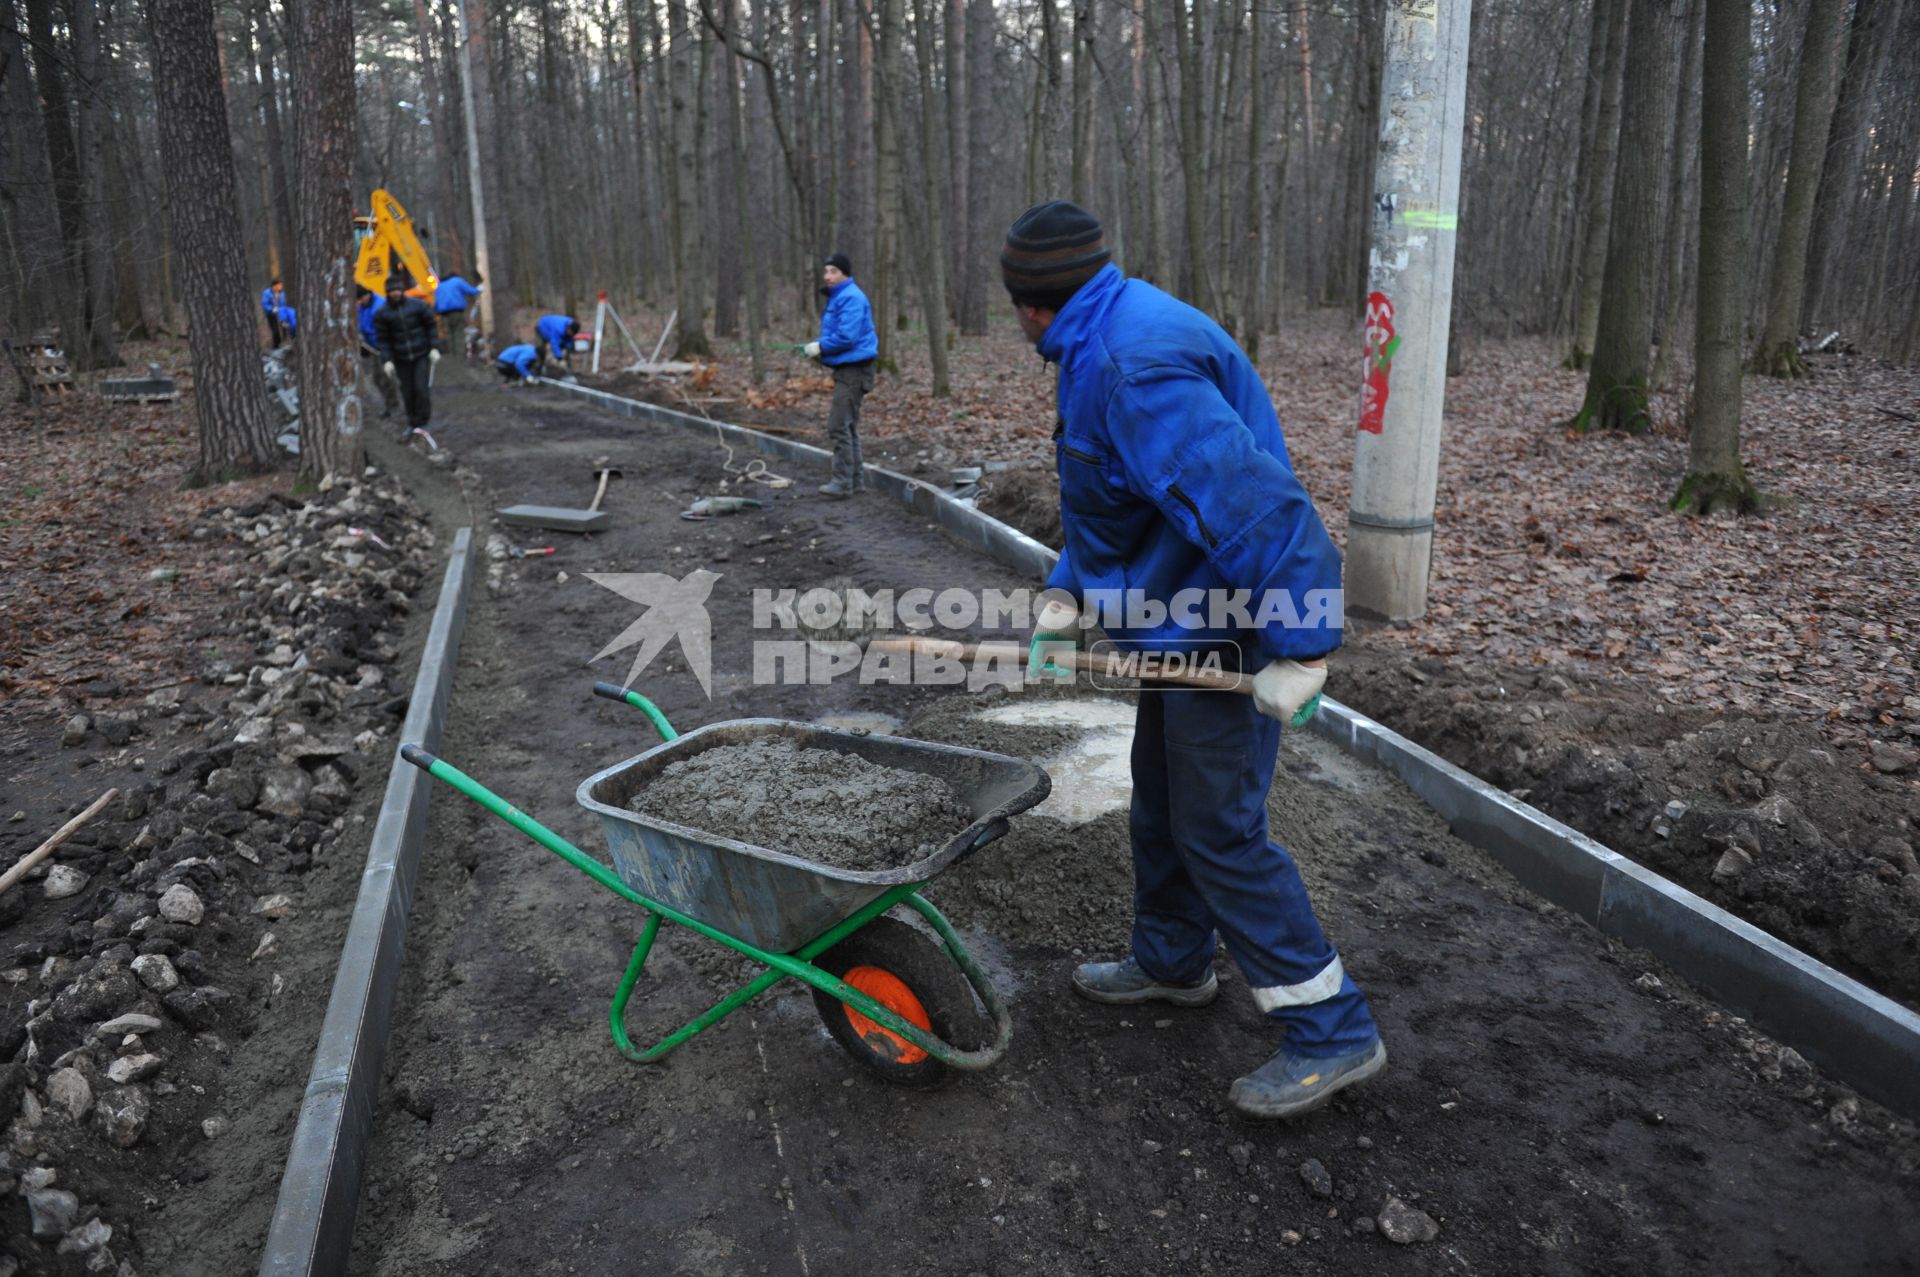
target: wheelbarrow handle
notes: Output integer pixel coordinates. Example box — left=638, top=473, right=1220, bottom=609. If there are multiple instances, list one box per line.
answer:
left=591, top=681, right=680, bottom=742
left=400, top=742, right=438, bottom=771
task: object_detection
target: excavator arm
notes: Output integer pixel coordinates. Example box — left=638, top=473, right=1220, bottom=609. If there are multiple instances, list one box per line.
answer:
left=353, top=189, right=439, bottom=299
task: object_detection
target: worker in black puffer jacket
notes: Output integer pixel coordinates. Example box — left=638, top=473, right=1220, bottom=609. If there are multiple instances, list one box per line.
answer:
left=372, top=275, right=444, bottom=443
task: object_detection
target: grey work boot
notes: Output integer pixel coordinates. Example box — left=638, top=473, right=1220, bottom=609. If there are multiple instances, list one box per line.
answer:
left=1071, top=956, right=1219, bottom=1007
left=1227, top=1038, right=1387, bottom=1119
left=817, top=479, right=852, bottom=499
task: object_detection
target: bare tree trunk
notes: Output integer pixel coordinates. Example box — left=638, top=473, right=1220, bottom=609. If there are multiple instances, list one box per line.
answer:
left=1752, top=0, right=1849, bottom=377
left=873, top=0, right=902, bottom=364
left=1558, top=0, right=1614, bottom=335
left=410, top=0, right=468, bottom=273
left=1673, top=0, right=1757, bottom=513
left=1567, top=0, right=1630, bottom=368
left=1573, top=0, right=1685, bottom=433
left=911, top=0, right=951, bottom=395
left=842, top=0, right=875, bottom=286
left=1070, top=0, right=1093, bottom=205
left=667, top=0, right=712, bottom=357
left=145, top=0, right=279, bottom=479
left=289, top=0, right=365, bottom=481
left=1803, top=0, right=1897, bottom=333
left=67, top=0, right=118, bottom=367
left=252, top=1, right=297, bottom=297
left=466, top=0, right=511, bottom=321
left=959, top=0, right=993, bottom=332
left=1171, top=0, right=1211, bottom=310
left=2, top=0, right=71, bottom=357
left=945, top=0, right=971, bottom=324
left=23, top=0, right=105, bottom=367
left=1293, top=0, right=1318, bottom=305
left=1241, top=0, right=1264, bottom=358
left=1651, top=0, right=1704, bottom=390
left=1141, top=2, right=1165, bottom=288
left=717, top=0, right=762, bottom=372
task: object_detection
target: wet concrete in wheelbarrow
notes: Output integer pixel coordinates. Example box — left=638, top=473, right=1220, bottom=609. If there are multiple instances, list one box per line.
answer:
left=350, top=385, right=1920, bottom=1276
left=629, top=738, right=974, bottom=872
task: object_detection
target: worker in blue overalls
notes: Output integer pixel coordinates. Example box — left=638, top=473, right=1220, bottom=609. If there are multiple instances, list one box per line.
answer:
left=1008, top=200, right=1385, bottom=1119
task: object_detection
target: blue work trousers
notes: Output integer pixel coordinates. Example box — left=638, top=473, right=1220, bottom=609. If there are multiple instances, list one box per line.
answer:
left=1129, top=686, right=1379, bottom=1057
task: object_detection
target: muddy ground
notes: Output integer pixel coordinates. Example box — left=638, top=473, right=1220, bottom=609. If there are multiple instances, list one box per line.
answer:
left=339, top=381, right=1918, bottom=1275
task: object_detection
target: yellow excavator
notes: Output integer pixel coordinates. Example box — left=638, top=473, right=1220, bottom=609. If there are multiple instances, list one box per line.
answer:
left=353, top=189, right=438, bottom=299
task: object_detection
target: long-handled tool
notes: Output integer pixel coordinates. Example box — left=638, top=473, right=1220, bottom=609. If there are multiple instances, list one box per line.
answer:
left=865, top=636, right=1252, bottom=694
left=589, top=455, right=623, bottom=513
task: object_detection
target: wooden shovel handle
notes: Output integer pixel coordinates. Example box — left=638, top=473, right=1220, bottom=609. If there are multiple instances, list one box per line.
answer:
left=0, top=787, right=119, bottom=898
left=866, top=637, right=1252, bottom=694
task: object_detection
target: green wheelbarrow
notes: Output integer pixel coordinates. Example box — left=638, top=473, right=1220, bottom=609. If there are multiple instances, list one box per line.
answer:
left=400, top=681, right=1050, bottom=1087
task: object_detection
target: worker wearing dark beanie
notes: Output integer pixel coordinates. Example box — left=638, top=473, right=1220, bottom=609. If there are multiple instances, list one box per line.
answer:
left=1000, top=200, right=1111, bottom=308
left=1017, top=201, right=1385, bottom=1121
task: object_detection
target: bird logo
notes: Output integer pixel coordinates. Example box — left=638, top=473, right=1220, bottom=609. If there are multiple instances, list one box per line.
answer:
left=586, top=570, right=722, bottom=698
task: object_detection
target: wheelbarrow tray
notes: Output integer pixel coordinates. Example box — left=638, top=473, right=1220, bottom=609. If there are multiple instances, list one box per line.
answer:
left=577, top=719, right=1049, bottom=953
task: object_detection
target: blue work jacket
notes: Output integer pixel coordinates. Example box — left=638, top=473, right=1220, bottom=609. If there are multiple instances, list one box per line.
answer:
left=436, top=277, right=481, bottom=314
left=536, top=314, right=575, bottom=358
left=496, top=344, right=540, bottom=379
left=1041, top=265, right=1343, bottom=664
left=816, top=280, right=878, bottom=365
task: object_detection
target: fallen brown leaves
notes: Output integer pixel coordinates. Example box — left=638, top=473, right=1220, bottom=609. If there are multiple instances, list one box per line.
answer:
left=0, top=343, right=285, bottom=724
left=690, top=312, right=1918, bottom=757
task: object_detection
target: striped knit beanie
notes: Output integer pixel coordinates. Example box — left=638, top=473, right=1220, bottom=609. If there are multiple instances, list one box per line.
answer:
left=1001, top=200, right=1110, bottom=300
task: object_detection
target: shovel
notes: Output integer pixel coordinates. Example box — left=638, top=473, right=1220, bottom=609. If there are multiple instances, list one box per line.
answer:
left=589, top=456, right=623, bottom=513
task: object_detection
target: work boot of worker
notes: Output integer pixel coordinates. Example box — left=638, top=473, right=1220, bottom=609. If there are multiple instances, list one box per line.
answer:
left=817, top=479, right=852, bottom=499
left=1226, top=1037, right=1387, bottom=1119
left=1070, top=955, right=1218, bottom=1007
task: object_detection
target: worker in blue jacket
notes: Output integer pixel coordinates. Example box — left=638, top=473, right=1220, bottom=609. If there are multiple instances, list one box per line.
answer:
left=261, top=280, right=286, bottom=346
left=356, top=289, right=396, bottom=418
left=1006, top=200, right=1384, bottom=1120
left=799, top=253, right=878, bottom=498
left=435, top=274, right=483, bottom=359
left=276, top=304, right=297, bottom=340
left=494, top=342, right=540, bottom=385
left=535, top=313, right=579, bottom=366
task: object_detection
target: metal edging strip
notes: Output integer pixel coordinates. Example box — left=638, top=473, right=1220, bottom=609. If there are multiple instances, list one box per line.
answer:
left=258, top=526, right=477, bottom=1277
left=535, top=380, right=1920, bottom=1120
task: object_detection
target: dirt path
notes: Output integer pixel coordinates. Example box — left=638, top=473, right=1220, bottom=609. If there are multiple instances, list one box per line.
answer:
left=342, top=382, right=1919, bottom=1276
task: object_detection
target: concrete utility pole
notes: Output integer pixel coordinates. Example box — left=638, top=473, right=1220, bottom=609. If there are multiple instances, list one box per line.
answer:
left=1345, top=0, right=1472, bottom=624
left=455, top=0, right=493, bottom=340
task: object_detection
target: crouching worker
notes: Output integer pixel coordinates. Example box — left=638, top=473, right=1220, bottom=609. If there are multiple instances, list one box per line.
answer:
left=1008, top=199, right=1386, bottom=1120
left=495, top=342, right=540, bottom=386
left=535, top=313, right=580, bottom=367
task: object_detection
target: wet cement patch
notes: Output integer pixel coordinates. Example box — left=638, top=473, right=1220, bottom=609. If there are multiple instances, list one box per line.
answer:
left=627, top=738, right=972, bottom=871
left=977, top=697, right=1135, bottom=825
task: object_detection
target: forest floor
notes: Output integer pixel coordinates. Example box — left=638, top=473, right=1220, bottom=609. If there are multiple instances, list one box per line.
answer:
left=0, top=322, right=1916, bottom=1273
left=587, top=309, right=1920, bottom=1013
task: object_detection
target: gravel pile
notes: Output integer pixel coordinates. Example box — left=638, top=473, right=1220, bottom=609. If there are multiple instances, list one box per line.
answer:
left=628, top=739, right=974, bottom=872
left=0, top=474, right=436, bottom=1274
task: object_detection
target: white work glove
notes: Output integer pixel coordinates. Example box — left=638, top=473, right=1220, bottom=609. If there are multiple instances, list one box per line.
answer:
left=804, top=341, right=822, bottom=358
left=429, top=349, right=441, bottom=364
left=1026, top=594, right=1081, bottom=681
left=382, top=361, right=396, bottom=380
left=1251, top=659, right=1328, bottom=729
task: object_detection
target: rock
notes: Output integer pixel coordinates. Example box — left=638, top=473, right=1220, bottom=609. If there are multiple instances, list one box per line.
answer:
left=163, top=985, right=231, bottom=1030
left=55, top=1217, right=112, bottom=1255
left=204, top=768, right=259, bottom=810
left=1280, top=1230, right=1303, bottom=1245
left=256, top=766, right=313, bottom=819
left=27, top=1186, right=79, bottom=1238
left=62, top=715, right=91, bottom=748
left=1377, top=1196, right=1440, bottom=1244
left=107, top=1053, right=162, bottom=1085
left=130, top=954, right=180, bottom=994
left=1663, top=799, right=1690, bottom=821
left=1350, top=1215, right=1377, bottom=1235
left=250, top=932, right=278, bottom=962
left=20, top=1165, right=56, bottom=1191
left=1712, top=847, right=1754, bottom=883
left=201, top=1114, right=230, bottom=1140
left=1355, top=1135, right=1375, bottom=1150
left=44, top=866, right=90, bottom=900
left=157, top=884, right=204, bottom=925
left=1228, top=1143, right=1251, bottom=1172
left=1299, top=1158, right=1334, bottom=1198
left=97, top=1012, right=163, bottom=1036
left=1870, top=741, right=1918, bottom=775
left=53, top=964, right=139, bottom=1022
left=95, top=1085, right=150, bottom=1147
left=96, top=715, right=135, bottom=746
left=253, top=893, right=294, bottom=920
left=47, top=1068, right=93, bottom=1121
